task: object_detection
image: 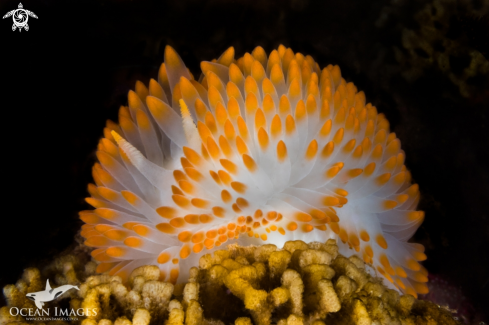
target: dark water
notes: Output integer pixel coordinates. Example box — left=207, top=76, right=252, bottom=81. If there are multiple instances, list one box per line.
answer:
left=1, top=0, right=488, bottom=323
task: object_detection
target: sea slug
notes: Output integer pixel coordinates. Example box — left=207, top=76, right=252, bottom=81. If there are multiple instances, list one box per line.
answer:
left=80, top=45, right=428, bottom=298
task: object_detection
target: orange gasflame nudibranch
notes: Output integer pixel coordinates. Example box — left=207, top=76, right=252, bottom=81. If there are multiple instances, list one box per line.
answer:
left=80, top=45, right=428, bottom=297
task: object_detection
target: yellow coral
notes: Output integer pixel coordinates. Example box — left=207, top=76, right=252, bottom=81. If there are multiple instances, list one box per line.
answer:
left=2, top=240, right=460, bottom=325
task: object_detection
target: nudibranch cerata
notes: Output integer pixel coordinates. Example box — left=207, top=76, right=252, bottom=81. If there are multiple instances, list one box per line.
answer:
left=80, top=45, right=428, bottom=297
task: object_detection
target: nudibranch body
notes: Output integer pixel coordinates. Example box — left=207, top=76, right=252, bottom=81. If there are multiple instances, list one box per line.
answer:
left=80, top=45, right=428, bottom=297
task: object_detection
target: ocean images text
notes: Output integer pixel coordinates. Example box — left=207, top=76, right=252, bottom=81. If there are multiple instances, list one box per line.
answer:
left=9, top=307, right=98, bottom=318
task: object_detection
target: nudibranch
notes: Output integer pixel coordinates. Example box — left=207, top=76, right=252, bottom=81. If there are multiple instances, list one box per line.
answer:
left=80, top=45, right=428, bottom=297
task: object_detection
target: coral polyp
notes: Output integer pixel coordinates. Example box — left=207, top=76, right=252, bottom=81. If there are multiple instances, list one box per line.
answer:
left=81, top=45, right=428, bottom=297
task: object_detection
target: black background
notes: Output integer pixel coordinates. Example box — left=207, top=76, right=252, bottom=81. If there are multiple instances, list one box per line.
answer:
left=1, top=0, right=488, bottom=322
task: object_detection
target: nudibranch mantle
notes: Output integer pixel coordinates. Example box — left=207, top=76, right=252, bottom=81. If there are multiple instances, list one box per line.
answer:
left=80, top=45, right=428, bottom=297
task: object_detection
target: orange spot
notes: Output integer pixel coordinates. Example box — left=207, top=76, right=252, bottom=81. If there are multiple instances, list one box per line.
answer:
left=413, top=251, right=427, bottom=261
left=278, top=227, right=286, bottom=235
left=413, top=271, right=429, bottom=283
left=347, top=168, right=363, bottom=178
left=106, top=247, right=126, bottom=258
left=96, top=187, right=118, bottom=201
left=96, top=262, right=117, bottom=273
left=172, top=185, right=184, bottom=195
left=221, top=190, right=232, bottom=203
left=335, top=188, right=348, bottom=196
left=156, top=223, right=176, bottom=234
left=329, top=222, right=340, bottom=234
left=376, top=173, right=391, bottom=186
left=321, top=141, right=335, bottom=158
left=376, top=235, right=388, bottom=249
left=85, top=236, right=109, bottom=247
left=395, top=278, right=406, bottom=290
left=179, top=181, right=195, bottom=195
left=169, top=269, right=179, bottom=284
left=191, top=232, right=205, bottom=243
left=231, top=182, right=247, bottom=194
left=209, top=170, right=222, bottom=185
left=257, top=127, right=269, bottom=150
left=232, top=203, right=242, bottom=213
left=124, top=237, right=142, bottom=248
left=276, top=140, right=288, bottom=162
left=197, top=121, right=213, bottom=143
left=339, top=228, right=349, bottom=243
left=295, top=212, right=312, bottom=222
left=302, top=224, right=314, bottom=233
left=332, top=128, right=344, bottom=144
left=412, top=282, right=429, bottom=294
left=185, top=168, right=204, bottom=182
left=170, top=217, right=186, bottom=228
left=172, top=195, right=190, bottom=209
left=242, top=154, right=258, bottom=172
left=395, top=267, right=407, bottom=278
left=407, top=258, right=421, bottom=271
left=180, top=245, right=191, bottom=259
left=219, top=234, right=228, bottom=243
left=279, top=95, right=291, bottom=115
left=397, top=194, right=409, bottom=204
left=207, top=137, right=221, bottom=159
left=183, top=146, right=203, bottom=166
left=121, top=191, right=139, bottom=206
left=323, top=196, right=340, bottom=206
left=181, top=157, right=193, bottom=169
left=383, top=200, right=398, bottom=210
left=199, top=214, right=213, bottom=223
left=349, top=233, right=360, bottom=247
left=106, top=230, right=129, bottom=241
left=271, top=114, right=282, bottom=138
left=212, top=206, right=226, bottom=218
left=236, top=136, right=249, bottom=155
left=305, top=139, right=318, bottom=160
left=287, top=222, right=298, bottom=231
left=218, top=170, right=232, bottom=185
left=236, top=197, right=249, bottom=208
left=206, top=229, right=217, bottom=239
left=365, top=245, right=374, bottom=258
left=215, top=102, right=228, bottom=126
left=266, top=211, right=277, bottom=221
left=219, top=136, right=233, bottom=158
left=237, top=116, right=249, bottom=141
left=190, top=198, right=208, bottom=209
left=360, top=230, right=370, bottom=242
left=178, top=231, right=192, bottom=242
left=255, top=108, right=266, bottom=131
left=285, top=115, right=296, bottom=134
left=193, top=243, right=204, bottom=254
left=245, top=91, right=258, bottom=113
left=220, top=159, right=238, bottom=174
left=295, top=100, right=306, bottom=121
left=181, top=214, right=199, bottom=225
left=260, top=234, right=268, bottom=241
left=224, top=119, right=236, bottom=140
left=204, top=238, right=214, bottom=249
left=364, top=162, right=376, bottom=177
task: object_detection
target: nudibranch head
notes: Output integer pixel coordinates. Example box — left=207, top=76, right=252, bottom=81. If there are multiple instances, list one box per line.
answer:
left=80, top=45, right=428, bottom=297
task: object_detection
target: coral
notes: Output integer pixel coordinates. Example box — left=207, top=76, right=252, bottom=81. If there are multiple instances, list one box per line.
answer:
left=391, top=0, right=489, bottom=97
left=2, top=240, right=460, bottom=325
